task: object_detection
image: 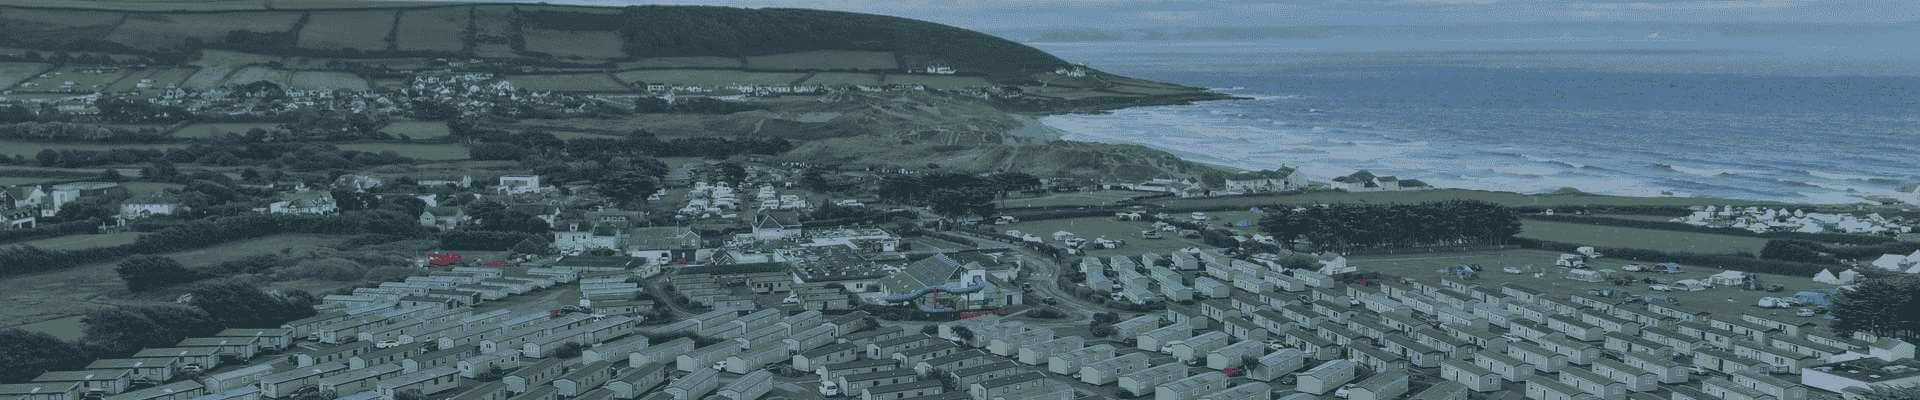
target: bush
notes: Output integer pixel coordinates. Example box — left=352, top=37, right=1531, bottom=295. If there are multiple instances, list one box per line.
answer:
left=361, top=267, right=423, bottom=283
left=277, top=258, right=367, bottom=281
left=1025, top=308, right=1066, bottom=319
left=116, top=256, right=209, bottom=292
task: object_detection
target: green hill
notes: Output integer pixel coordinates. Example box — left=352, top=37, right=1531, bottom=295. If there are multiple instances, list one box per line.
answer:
left=0, top=3, right=1071, bottom=81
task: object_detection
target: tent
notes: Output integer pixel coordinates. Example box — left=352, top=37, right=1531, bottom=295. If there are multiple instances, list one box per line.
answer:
left=1796, top=290, right=1832, bottom=306
left=1707, top=271, right=1748, bottom=286
left=1812, top=269, right=1842, bottom=285
left=1838, top=269, right=1860, bottom=283
left=1872, top=255, right=1907, bottom=271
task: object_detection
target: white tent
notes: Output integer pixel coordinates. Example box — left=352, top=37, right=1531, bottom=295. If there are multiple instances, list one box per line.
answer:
left=1707, top=271, right=1747, bottom=286
left=1838, top=269, right=1861, bottom=283
left=1813, top=269, right=1842, bottom=284
left=1872, top=254, right=1908, bottom=271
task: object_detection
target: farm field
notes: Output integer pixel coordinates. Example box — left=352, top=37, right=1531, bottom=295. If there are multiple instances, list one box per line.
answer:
left=122, top=182, right=184, bottom=195
left=172, top=122, right=281, bottom=139
left=382, top=121, right=452, bottom=139
left=0, top=8, right=120, bottom=45
left=0, top=176, right=62, bottom=185
left=468, top=6, right=517, bottom=57
left=180, top=64, right=238, bottom=89
left=297, top=10, right=397, bottom=51
left=1350, top=248, right=1838, bottom=323
left=337, top=143, right=470, bottom=160
left=1149, top=189, right=1788, bottom=210
left=744, top=50, right=898, bottom=71
left=1002, top=190, right=1148, bottom=208
left=883, top=74, right=993, bottom=89
left=0, top=234, right=347, bottom=337
left=105, top=12, right=301, bottom=50
left=0, top=141, right=185, bottom=158
left=613, top=69, right=808, bottom=87
left=506, top=73, right=628, bottom=92
left=220, top=65, right=291, bottom=87
left=289, top=71, right=371, bottom=91
left=617, top=56, right=742, bottom=69
left=17, top=65, right=133, bottom=93
left=1519, top=219, right=1770, bottom=255
left=393, top=7, right=469, bottom=52
left=14, top=232, right=143, bottom=251
left=522, top=28, right=625, bottom=59
left=0, top=62, right=52, bottom=90
left=1003, top=216, right=1206, bottom=257
left=801, top=72, right=883, bottom=86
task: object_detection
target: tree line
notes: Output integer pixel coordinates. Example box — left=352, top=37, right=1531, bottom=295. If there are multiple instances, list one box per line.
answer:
left=1830, top=270, right=1920, bottom=342
left=1762, top=239, right=1920, bottom=265
left=0, top=211, right=424, bottom=278
left=878, top=172, right=1038, bottom=217
left=1258, top=201, right=1521, bottom=252
left=0, top=280, right=316, bottom=383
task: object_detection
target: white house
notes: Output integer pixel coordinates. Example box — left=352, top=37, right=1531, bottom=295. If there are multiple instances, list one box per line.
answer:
left=269, top=191, right=338, bottom=215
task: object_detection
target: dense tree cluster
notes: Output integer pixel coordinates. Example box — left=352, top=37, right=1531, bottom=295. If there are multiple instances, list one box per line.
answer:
left=1258, top=201, right=1521, bottom=251
left=0, top=122, right=172, bottom=142
left=1830, top=271, right=1920, bottom=341
left=115, top=256, right=209, bottom=292
left=879, top=173, right=1028, bottom=217
left=0, top=329, right=88, bottom=383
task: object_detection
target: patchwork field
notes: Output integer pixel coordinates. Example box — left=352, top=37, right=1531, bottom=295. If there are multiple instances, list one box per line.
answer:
left=297, top=10, right=396, bottom=51
left=1519, top=219, right=1770, bottom=255
left=744, top=50, right=898, bottom=71
left=523, top=28, right=625, bottom=59
left=0, top=176, right=63, bottom=185
left=393, top=7, right=469, bottom=52
left=0, top=62, right=52, bottom=90
left=180, top=65, right=238, bottom=89
left=617, top=56, right=743, bottom=69
left=614, top=69, right=808, bottom=87
left=173, top=122, right=280, bottom=139
left=885, top=74, right=993, bottom=89
left=220, top=65, right=291, bottom=87
left=382, top=121, right=452, bottom=139
left=337, top=143, right=470, bottom=160
left=106, top=12, right=300, bottom=50
left=14, top=232, right=143, bottom=251
left=0, top=8, right=120, bottom=44
left=0, top=141, right=185, bottom=158
left=1149, top=189, right=1783, bottom=210
left=122, top=182, right=184, bottom=195
left=1351, top=248, right=1838, bottom=321
left=507, top=73, right=627, bottom=92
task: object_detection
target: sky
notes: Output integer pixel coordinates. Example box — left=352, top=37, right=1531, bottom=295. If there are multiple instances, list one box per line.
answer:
left=486, top=0, right=1920, bottom=32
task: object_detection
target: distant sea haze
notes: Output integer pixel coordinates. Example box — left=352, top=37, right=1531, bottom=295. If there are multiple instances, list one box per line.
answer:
left=1032, top=36, right=1920, bottom=204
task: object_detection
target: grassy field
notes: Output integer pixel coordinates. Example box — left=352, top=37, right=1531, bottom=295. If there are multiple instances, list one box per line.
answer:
left=17, top=65, right=133, bottom=93
left=744, top=50, right=898, bottom=71
left=298, top=10, right=396, bottom=51
left=0, top=61, right=52, bottom=90
left=884, top=74, right=993, bottom=89
left=106, top=12, right=300, bottom=50
left=14, top=232, right=143, bottom=251
left=0, top=176, right=63, bottom=185
left=173, top=122, right=281, bottom=139
left=0, top=234, right=347, bottom=338
left=1519, top=219, right=1770, bottom=255
left=180, top=64, right=238, bottom=89
left=1002, top=190, right=1149, bottom=208
left=523, top=28, right=625, bottom=59
left=393, top=7, right=469, bottom=52
left=1150, top=189, right=1789, bottom=210
left=337, top=143, right=469, bottom=160
left=122, top=182, right=184, bottom=195
left=1351, top=248, right=1839, bottom=322
left=802, top=72, right=883, bottom=86
left=614, top=69, right=808, bottom=87
left=221, top=65, right=291, bottom=87
left=468, top=6, right=517, bottom=57
left=382, top=121, right=451, bottom=139
left=0, top=141, right=185, bottom=158
left=507, top=73, right=628, bottom=92
left=289, top=71, right=370, bottom=91
left=1004, top=216, right=1207, bottom=257
left=617, top=56, right=742, bottom=69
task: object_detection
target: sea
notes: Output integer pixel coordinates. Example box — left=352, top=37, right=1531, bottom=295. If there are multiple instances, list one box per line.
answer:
left=1030, top=31, right=1920, bottom=203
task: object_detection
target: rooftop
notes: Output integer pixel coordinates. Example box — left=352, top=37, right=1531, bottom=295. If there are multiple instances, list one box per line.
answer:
left=1807, top=358, right=1920, bottom=383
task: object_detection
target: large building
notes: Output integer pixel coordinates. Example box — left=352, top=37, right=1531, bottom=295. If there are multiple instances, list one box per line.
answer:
left=1801, top=358, right=1920, bottom=397
left=877, top=253, right=1022, bottom=312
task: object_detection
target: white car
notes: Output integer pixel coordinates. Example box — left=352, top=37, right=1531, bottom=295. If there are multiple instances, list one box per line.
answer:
left=712, top=361, right=726, bottom=371
left=1160, top=341, right=1184, bottom=354
left=375, top=340, right=400, bottom=349
left=1797, top=308, right=1816, bottom=317
left=782, top=295, right=800, bottom=304
left=1334, top=384, right=1357, bottom=398
left=1621, top=264, right=1645, bottom=272
left=1502, top=266, right=1523, bottom=274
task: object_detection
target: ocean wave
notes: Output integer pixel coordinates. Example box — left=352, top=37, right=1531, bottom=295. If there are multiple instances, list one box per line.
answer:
left=1660, top=164, right=1758, bottom=178
left=1805, top=169, right=1885, bottom=182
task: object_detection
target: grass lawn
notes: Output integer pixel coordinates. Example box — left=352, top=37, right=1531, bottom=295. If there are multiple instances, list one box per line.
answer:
left=0, top=176, right=62, bottom=185
left=0, top=234, right=347, bottom=338
left=382, top=121, right=451, bottom=139
left=1150, top=189, right=1791, bottom=210
left=337, top=143, right=470, bottom=160
left=1519, top=219, right=1769, bottom=255
left=1350, top=248, right=1840, bottom=324
left=1002, top=190, right=1149, bottom=208
left=1003, top=216, right=1211, bottom=257
left=173, top=122, right=281, bottom=138
left=13, top=232, right=142, bottom=251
